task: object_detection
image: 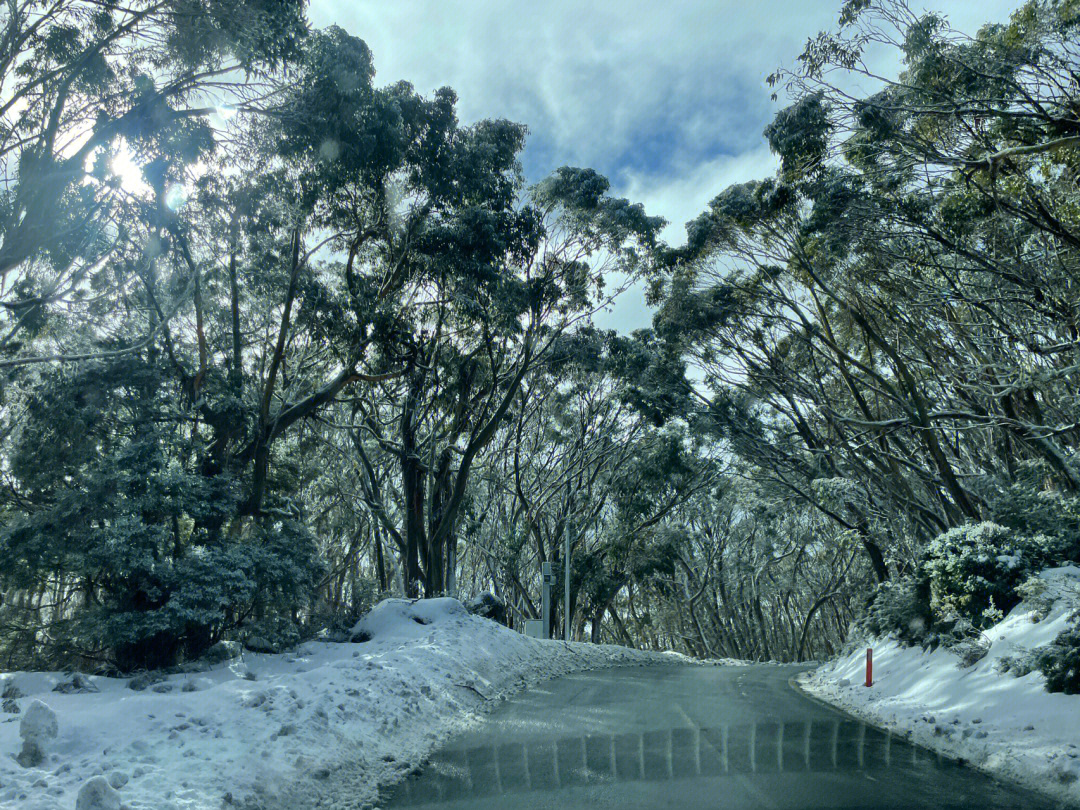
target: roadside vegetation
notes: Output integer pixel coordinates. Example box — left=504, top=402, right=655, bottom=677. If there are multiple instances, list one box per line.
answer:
left=1, top=0, right=1079, bottom=694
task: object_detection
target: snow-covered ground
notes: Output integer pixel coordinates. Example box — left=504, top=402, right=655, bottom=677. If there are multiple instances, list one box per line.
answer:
left=798, top=566, right=1080, bottom=807
left=1, top=597, right=689, bottom=810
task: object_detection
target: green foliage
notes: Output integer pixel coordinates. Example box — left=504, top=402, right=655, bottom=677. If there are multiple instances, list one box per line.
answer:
left=312, top=578, right=380, bottom=640
left=165, top=0, right=308, bottom=72
left=983, top=464, right=1080, bottom=564
left=0, top=0, right=684, bottom=674
left=11, top=0, right=1080, bottom=681
left=859, top=518, right=1070, bottom=646
left=660, top=0, right=1080, bottom=661
left=681, top=180, right=793, bottom=257
left=996, top=648, right=1039, bottom=677
left=857, top=577, right=932, bottom=644
left=1035, top=624, right=1080, bottom=694
left=533, top=167, right=664, bottom=250
left=954, top=633, right=992, bottom=669
left=1015, top=575, right=1056, bottom=621
left=606, top=331, right=690, bottom=425
left=95, top=520, right=321, bottom=670
left=0, top=359, right=322, bottom=670
left=923, top=522, right=1062, bottom=628
left=764, top=93, right=830, bottom=182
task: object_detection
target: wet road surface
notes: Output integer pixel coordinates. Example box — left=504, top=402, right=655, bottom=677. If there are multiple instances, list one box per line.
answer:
left=381, top=663, right=1063, bottom=810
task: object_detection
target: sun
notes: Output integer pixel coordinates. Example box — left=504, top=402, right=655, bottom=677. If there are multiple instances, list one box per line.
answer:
left=108, top=141, right=153, bottom=196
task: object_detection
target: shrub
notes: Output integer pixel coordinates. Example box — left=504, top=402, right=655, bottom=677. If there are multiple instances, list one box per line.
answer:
left=310, top=578, right=380, bottom=642
left=954, top=634, right=991, bottom=668
left=93, top=519, right=323, bottom=671
left=996, top=648, right=1038, bottom=677
left=1035, top=625, right=1080, bottom=694
left=984, top=463, right=1080, bottom=564
left=922, top=522, right=1061, bottom=629
left=857, top=576, right=933, bottom=644
left=0, top=360, right=325, bottom=672
left=918, top=614, right=982, bottom=654
left=1015, top=575, right=1055, bottom=621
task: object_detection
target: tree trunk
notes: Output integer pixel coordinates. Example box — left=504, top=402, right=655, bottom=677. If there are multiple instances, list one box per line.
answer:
left=373, top=523, right=387, bottom=593
left=401, top=364, right=425, bottom=597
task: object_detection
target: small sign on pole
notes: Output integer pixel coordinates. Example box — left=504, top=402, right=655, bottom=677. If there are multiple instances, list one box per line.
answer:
left=865, top=647, right=873, bottom=687
left=541, top=562, right=553, bottom=640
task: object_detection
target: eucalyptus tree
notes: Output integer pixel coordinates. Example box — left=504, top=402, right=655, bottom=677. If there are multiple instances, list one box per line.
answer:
left=0, top=0, right=315, bottom=670
left=627, top=472, right=871, bottom=661
left=448, top=324, right=712, bottom=640
left=656, top=0, right=1080, bottom=600
left=343, top=168, right=664, bottom=597
left=0, top=6, right=672, bottom=665
left=0, top=0, right=307, bottom=364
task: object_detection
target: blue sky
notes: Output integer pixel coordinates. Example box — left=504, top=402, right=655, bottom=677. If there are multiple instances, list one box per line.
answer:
left=310, top=1, right=1023, bottom=331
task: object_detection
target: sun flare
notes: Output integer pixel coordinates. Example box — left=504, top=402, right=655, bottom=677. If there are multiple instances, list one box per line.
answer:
left=109, top=142, right=152, bottom=196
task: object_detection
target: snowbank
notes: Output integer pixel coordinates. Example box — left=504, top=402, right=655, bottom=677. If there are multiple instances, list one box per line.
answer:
left=798, top=566, right=1080, bottom=806
left=0, top=598, right=687, bottom=809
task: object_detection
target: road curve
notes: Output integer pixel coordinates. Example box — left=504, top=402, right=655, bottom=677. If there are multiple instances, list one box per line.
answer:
left=381, top=663, right=1062, bottom=810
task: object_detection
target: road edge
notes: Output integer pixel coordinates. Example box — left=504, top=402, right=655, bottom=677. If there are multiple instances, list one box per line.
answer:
left=788, top=670, right=1078, bottom=809
left=359, top=653, right=706, bottom=809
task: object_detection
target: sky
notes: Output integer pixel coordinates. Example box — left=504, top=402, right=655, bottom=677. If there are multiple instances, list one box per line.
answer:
left=309, top=0, right=1023, bottom=332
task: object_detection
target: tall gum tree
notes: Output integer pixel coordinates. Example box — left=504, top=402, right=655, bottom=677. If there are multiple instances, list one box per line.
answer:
left=346, top=166, right=665, bottom=597
left=657, top=0, right=1080, bottom=584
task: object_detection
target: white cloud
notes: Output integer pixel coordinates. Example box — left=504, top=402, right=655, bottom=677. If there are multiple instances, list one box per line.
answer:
left=591, top=144, right=779, bottom=333
left=309, top=0, right=1027, bottom=332
left=622, top=143, right=779, bottom=245
left=309, top=2, right=835, bottom=162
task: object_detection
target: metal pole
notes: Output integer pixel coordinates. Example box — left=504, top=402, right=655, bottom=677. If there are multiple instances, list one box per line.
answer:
left=541, top=561, right=552, bottom=640
left=564, top=516, right=571, bottom=641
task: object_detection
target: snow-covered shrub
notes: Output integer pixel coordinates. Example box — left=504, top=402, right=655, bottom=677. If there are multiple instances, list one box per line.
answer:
left=83, top=518, right=324, bottom=671
left=52, top=674, right=98, bottom=694
left=921, top=614, right=986, bottom=655
left=310, top=578, right=380, bottom=642
left=996, top=648, right=1039, bottom=677
left=954, top=633, right=991, bottom=668
left=466, top=592, right=508, bottom=624
left=1035, top=624, right=1080, bottom=694
left=236, top=613, right=303, bottom=653
left=0, top=361, right=325, bottom=672
left=201, top=640, right=242, bottom=664
left=984, top=463, right=1080, bottom=564
left=857, top=576, right=932, bottom=644
left=1016, top=575, right=1055, bottom=621
left=923, top=522, right=1061, bottom=629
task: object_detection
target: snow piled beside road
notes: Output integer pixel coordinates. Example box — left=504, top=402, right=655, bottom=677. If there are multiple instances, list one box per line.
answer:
left=798, top=566, right=1080, bottom=807
left=1, top=597, right=686, bottom=810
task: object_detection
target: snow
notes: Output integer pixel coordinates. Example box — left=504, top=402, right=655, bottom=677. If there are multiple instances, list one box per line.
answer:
left=20, top=702, right=58, bottom=743
left=74, top=777, right=120, bottom=810
left=798, top=565, right=1080, bottom=806
left=0, top=598, right=689, bottom=809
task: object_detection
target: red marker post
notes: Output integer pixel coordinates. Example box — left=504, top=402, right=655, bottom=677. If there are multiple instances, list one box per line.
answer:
left=865, top=648, right=873, bottom=687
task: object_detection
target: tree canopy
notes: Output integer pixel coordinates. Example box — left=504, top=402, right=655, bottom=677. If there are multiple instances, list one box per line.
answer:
left=3, top=0, right=1080, bottom=676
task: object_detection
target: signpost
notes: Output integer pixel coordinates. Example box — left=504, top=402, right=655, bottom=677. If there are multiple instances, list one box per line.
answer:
left=541, top=561, right=554, bottom=640
left=564, top=519, right=572, bottom=642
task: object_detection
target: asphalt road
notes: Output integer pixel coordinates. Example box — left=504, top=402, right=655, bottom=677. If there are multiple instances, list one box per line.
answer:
left=381, top=663, right=1063, bottom=810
